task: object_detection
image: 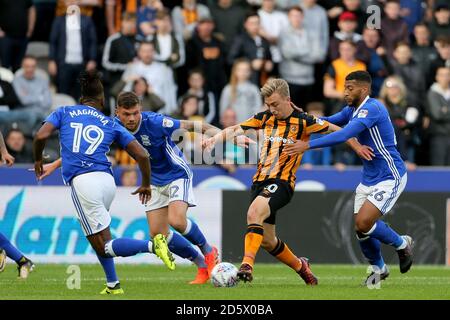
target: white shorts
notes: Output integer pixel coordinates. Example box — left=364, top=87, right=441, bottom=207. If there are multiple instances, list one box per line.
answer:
left=70, top=171, right=116, bottom=236
left=354, top=174, right=407, bottom=215
left=145, top=178, right=196, bottom=212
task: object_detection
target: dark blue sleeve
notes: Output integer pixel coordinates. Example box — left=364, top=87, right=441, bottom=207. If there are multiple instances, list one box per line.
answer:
left=309, top=121, right=366, bottom=149
left=114, top=124, right=136, bottom=149
left=321, top=107, right=352, bottom=126
left=44, top=107, right=63, bottom=129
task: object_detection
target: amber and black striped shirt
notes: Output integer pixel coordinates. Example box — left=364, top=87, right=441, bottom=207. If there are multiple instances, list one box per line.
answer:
left=240, top=110, right=330, bottom=189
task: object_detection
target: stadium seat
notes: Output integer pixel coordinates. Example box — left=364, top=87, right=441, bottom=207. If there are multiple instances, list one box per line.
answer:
left=25, top=42, right=51, bottom=72
left=26, top=42, right=49, bottom=58
left=0, top=67, right=14, bottom=83
left=51, top=93, right=76, bottom=110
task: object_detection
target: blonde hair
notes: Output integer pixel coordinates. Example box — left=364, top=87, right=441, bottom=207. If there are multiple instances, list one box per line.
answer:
left=229, top=58, right=250, bottom=103
left=379, top=76, right=407, bottom=102
left=260, top=78, right=290, bottom=99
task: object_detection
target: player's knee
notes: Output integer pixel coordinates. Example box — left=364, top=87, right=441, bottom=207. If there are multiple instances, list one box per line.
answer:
left=169, top=220, right=187, bottom=233
left=354, top=216, right=373, bottom=233
left=247, top=205, right=265, bottom=224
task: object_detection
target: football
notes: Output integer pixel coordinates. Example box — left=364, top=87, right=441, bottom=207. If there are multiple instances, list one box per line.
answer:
left=210, top=262, right=239, bottom=287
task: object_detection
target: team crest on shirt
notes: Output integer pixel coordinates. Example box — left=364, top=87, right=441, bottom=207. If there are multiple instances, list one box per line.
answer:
left=141, top=135, right=151, bottom=146
left=162, top=118, right=174, bottom=128
left=358, top=110, right=368, bottom=118
left=290, top=125, right=297, bottom=133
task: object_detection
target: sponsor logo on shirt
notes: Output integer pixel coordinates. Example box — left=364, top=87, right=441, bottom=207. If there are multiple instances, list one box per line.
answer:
left=141, top=135, right=151, bottom=146
left=358, top=110, right=368, bottom=118
left=162, top=118, right=174, bottom=128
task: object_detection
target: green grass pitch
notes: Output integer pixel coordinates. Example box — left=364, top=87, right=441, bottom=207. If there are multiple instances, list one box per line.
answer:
left=1, top=263, right=450, bottom=300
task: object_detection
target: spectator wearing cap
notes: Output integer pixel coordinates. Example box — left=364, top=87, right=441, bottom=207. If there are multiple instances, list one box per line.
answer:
left=380, top=0, right=410, bottom=59
left=228, top=12, right=273, bottom=87
left=322, top=0, right=368, bottom=34
left=426, top=66, right=450, bottom=166
left=208, top=0, right=246, bottom=55
left=12, top=56, right=52, bottom=127
left=329, top=11, right=370, bottom=64
left=427, top=35, right=450, bottom=89
left=185, top=17, right=227, bottom=110
left=171, top=0, right=211, bottom=41
left=341, top=0, right=367, bottom=34
left=429, top=3, right=450, bottom=41
left=4, top=128, right=33, bottom=164
left=324, top=40, right=366, bottom=114
left=361, top=27, right=388, bottom=97
left=411, top=23, right=438, bottom=81
left=258, top=0, right=289, bottom=68
left=278, top=6, right=318, bottom=108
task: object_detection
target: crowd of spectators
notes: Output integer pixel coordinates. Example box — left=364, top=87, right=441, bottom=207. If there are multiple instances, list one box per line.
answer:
left=0, top=0, right=449, bottom=171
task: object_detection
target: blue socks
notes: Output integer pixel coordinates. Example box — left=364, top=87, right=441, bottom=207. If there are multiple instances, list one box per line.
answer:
left=357, top=232, right=385, bottom=269
left=104, top=238, right=151, bottom=257
left=168, top=230, right=207, bottom=268
left=364, top=220, right=404, bottom=248
left=0, top=232, right=24, bottom=263
left=96, top=254, right=119, bottom=287
left=182, top=219, right=212, bottom=255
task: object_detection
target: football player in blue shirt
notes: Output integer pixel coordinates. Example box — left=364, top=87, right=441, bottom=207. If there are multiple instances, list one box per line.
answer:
left=33, top=71, right=175, bottom=294
left=114, top=91, right=223, bottom=284
left=0, top=132, right=35, bottom=279
left=285, top=71, right=413, bottom=286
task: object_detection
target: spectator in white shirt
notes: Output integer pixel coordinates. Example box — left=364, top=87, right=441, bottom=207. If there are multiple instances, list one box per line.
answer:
left=120, top=42, right=177, bottom=115
left=258, top=0, right=289, bottom=66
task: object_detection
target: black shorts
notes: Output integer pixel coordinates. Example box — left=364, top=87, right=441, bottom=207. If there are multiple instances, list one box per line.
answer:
left=250, top=179, right=294, bottom=225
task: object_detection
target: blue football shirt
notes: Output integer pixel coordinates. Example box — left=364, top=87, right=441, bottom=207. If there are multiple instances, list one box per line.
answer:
left=115, top=112, right=192, bottom=186
left=321, top=97, right=406, bottom=186
left=45, top=105, right=135, bottom=184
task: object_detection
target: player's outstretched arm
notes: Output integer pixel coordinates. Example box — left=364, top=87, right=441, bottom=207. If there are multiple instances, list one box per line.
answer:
left=202, top=124, right=246, bottom=150
left=180, top=120, right=222, bottom=137
left=126, top=140, right=152, bottom=205
left=284, top=121, right=369, bottom=156
left=0, top=131, right=14, bottom=167
left=326, top=122, right=375, bottom=161
left=29, top=158, right=62, bottom=180
left=33, top=122, right=56, bottom=178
